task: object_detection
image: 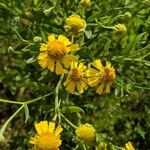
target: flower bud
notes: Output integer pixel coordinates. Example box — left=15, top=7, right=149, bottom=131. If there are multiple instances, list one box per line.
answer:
left=96, top=142, right=107, bottom=150
left=80, top=0, right=91, bottom=7
left=114, top=24, right=127, bottom=35
left=124, top=12, right=132, bottom=19
left=64, top=15, right=86, bottom=36
left=76, top=123, right=96, bottom=143
left=33, top=36, right=42, bottom=43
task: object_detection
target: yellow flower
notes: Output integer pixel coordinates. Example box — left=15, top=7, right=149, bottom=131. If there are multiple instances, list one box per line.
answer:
left=64, top=62, right=88, bottom=94
left=38, top=34, right=79, bottom=75
left=29, top=121, right=63, bottom=150
left=80, top=0, right=91, bottom=6
left=87, top=59, right=116, bottom=94
left=76, top=123, right=95, bottom=143
left=64, top=15, right=86, bottom=35
left=122, top=142, right=135, bottom=150
left=114, top=24, right=127, bottom=35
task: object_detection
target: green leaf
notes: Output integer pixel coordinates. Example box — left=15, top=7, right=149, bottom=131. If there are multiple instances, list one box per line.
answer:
left=61, top=106, right=84, bottom=114
left=24, top=104, right=30, bottom=123
left=26, top=57, right=36, bottom=64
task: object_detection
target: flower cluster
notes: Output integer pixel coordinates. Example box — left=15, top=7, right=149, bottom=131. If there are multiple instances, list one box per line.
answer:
left=37, top=15, right=116, bottom=95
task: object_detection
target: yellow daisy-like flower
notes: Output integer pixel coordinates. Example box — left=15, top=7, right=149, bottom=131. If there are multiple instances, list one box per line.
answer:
left=64, top=62, right=88, bottom=94
left=87, top=59, right=116, bottom=94
left=80, top=0, right=91, bottom=6
left=64, top=15, right=86, bottom=35
left=122, top=142, right=135, bottom=150
left=29, top=121, right=63, bottom=150
left=38, top=34, right=79, bottom=75
left=76, top=123, right=96, bottom=143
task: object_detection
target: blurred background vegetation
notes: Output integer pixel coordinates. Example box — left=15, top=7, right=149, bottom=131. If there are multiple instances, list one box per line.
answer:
left=0, top=0, right=150, bottom=149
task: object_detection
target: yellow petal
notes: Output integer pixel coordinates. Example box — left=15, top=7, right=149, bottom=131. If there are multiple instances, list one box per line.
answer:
left=77, top=82, right=84, bottom=93
left=81, top=81, right=88, bottom=90
left=88, top=77, right=100, bottom=87
left=38, top=52, right=48, bottom=60
left=48, top=34, right=55, bottom=42
left=66, top=81, right=76, bottom=93
left=55, top=125, right=63, bottom=136
left=86, top=68, right=99, bottom=77
left=47, top=58, right=55, bottom=72
left=29, top=137, right=37, bottom=145
left=64, top=78, right=71, bottom=86
left=69, top=44, right=79, bottom=51
left=63, top=54, right=78, bottom=68
left=125, top=142, right=135, bottom=150
left=106, top=61, right=111, bottom=68
left=92, top=59, right=103, bottom=70
left=96, top=83, right=105, bottom=94
left=55, top=61, right=65, bottom=75
left=58, top=35, right=71, bottom=46
left=38, top=58, right=48, bottom=68
left=41, top=121, right=48, bottom=133
left=104, top=83, right=111, bottom=94
left=40, top=43, right=47, bottom=51
left=35, top=122, right=42, bottom=134
left=48, top=122, right=55, bottom=133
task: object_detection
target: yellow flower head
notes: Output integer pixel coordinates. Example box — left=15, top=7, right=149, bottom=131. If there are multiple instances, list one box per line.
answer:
left=64, top=62, right=88, bottom=94
left=80, top=0, right=91, bottom=6
left=76, top=123, right=95, bottom=143
left=38, top=34, right=79, bottom=75
left=122, top=142, right=135, bottom=150
left=87, top=59, right=116, bottom=94
left=64, top=15, right=86, bottom=35
left=29, top=121, right=63, bottom=150
left=114, top=24, right=127, bottom=35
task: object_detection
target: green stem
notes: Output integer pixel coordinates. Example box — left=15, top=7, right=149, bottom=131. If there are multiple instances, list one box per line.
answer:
left=61, top=113, right=77, bottom=129
left=54, top=75, right=64, bottom=121
left=13, top=27, right=29, bottom=43
left=71, top=35, right=74, bottom=44
left=83, top=144, right=87, bottom=150
left=0, top=105, right=24, bottom=134
left=0, top=92, right=53, bottom=105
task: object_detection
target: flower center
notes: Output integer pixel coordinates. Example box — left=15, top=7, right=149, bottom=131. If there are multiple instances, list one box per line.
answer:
left=103, top=68, right=115, bottom=82
left=47, top=40, right=67, bottom=60
left=70, top=68, right=82, bottom=81
left=37, top=133, right=60, bottom=150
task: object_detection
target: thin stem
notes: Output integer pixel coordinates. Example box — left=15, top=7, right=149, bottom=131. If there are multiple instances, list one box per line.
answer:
left=0, top=92, right=53, bottom=105
left=13, top=27, right=29, bottom=43
left=61, top=113, right=77, bottom=129
left=83, top=144, right=87, bottom=150
left=0, top=105, right=24, bottom=134
left=54, top=75, right=64, bottom=121
left=71, top=35, right=74, bottom=44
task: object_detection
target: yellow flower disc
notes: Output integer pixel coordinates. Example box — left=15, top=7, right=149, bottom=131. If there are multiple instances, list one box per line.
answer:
left=76, top=123, right=95, bottom=143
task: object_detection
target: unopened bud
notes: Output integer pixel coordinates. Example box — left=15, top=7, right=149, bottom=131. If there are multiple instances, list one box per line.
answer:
left=124, top=12, right=132, bottom=19
left=96, top=142, right=107, bottom=150
left=80, top=0, right=91, bottom=6
left=114, top=24, right=127, bottom=35
left=8, top=46, right=14, bottom=53
left=33, top=36, right=42, bottom=43
left=43, top=7, right=54, bottom=16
